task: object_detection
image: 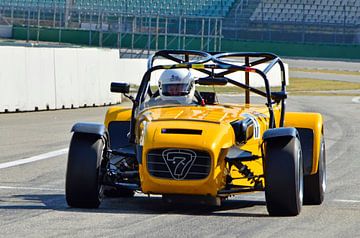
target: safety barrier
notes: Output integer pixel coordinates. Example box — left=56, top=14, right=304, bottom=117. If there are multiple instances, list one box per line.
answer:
left=0, top=46, right=287, bottom=112
left=0, top=46, right=147, bottom=112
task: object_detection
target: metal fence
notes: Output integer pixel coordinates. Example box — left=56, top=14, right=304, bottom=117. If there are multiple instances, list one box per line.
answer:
left=0, top=0, right=359, bottom=51
left=0, top=2, right=224, bottom=56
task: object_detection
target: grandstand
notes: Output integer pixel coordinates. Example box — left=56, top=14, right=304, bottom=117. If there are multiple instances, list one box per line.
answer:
left=0, top=0, right=235, bottom=17
left=74, top=0, right=235, bottom=17
left=249, top=0, right=359, bottom=25
left=223, top=0, right=360, bottom=44
left=0, top=0, right=358, bottom=55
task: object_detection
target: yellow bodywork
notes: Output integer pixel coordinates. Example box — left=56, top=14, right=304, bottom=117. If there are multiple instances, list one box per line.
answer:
left=285, top=112, right=323, bottom=175
left=139, top=119, right=231, bottom=196
left=104, top=107, right=132, bottom=125
left=104, top=104, right=322, bottom=197
left=105, top=104, right=278, bottom=196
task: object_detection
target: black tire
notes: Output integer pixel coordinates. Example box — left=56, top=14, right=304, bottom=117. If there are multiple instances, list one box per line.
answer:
left=264, top=136, right=303, bottom=216
left=66, top=133, right=105, bottom=208
left=303, top=136, right=326, bottom=205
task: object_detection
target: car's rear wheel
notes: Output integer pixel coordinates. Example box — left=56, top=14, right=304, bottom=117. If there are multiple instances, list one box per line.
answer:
left=264, top=136, right=303, bottom=216
left=66, top=133, right=105, bottom=208
left=303, top=136, right=326, bottom=205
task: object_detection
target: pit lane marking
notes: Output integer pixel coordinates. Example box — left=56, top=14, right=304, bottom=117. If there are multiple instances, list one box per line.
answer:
left=352, top=97, right=360, bottom=103
left=333, top=199, right=360, bottom=204
left=0, top=148, right=68, bottom=170
left=0, top=186, right=64, bottom=191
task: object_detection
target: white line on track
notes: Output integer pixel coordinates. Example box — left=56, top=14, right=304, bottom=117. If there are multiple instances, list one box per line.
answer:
left=0, top=148, right=68, bottom=170
left=333, top=199, right=360, bottom=203
left=352, top=97, right=360, bottom=103
left=0, top=185, right=64, bottom=191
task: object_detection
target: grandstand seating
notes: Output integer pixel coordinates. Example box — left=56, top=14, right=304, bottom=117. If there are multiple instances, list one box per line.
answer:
left=0, top=0, right=236, bottom=17
left=0, top=0, right=66, bottom=9
left=249, top=0, right=360, bottom=25
left=3, top=0, right=356, bottom=24
left=81, top=0, right=235, bottom=17
left=0, top=0, right=358, bottom=45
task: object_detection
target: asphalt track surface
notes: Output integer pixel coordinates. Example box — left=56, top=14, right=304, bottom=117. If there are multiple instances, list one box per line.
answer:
left=284, top=58, right=360, bottom=84
left=284, top=58, right=360, bottom=72
left=1, top=94, right=360, bottom=238
left=289, top=71, right=360, bottom=83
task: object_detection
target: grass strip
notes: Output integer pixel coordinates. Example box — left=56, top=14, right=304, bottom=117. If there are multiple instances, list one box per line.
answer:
left=287, top=78, right=360, bottom=91
left=290, top=68, right=360, bottom=76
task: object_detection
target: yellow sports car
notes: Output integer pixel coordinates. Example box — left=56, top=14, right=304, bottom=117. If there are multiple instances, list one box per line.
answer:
left=65, top=50, right=326, bottom=216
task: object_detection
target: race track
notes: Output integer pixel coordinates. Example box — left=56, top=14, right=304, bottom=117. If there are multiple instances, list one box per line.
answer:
left=0, top=95, right=359, bottom=237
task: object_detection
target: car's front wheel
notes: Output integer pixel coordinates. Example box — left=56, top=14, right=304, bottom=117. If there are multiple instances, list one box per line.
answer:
left=65, top=133, right=105, bottom=208
left=264, top=136, right=303, bottom=216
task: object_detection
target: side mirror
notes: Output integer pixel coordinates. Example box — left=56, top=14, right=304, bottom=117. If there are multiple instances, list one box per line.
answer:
left=230, top=118, right=254, bottom=144
left=111, top=82, right=130, bottom=94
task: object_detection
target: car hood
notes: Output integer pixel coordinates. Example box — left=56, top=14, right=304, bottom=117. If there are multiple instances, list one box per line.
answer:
left=139, top=104, right=269, bottom=124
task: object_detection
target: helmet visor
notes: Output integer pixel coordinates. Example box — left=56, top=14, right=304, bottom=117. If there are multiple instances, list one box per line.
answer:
left=162, top=83, right=191, bottom=96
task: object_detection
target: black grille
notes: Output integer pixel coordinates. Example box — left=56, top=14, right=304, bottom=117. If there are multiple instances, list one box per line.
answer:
left=147, top=148, right=211, bottom=180
left=161, top=128, right=202, bottom=135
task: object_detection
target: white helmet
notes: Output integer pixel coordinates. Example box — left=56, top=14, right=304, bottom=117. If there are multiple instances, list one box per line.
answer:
left=158, top=69, right=195, bottom=104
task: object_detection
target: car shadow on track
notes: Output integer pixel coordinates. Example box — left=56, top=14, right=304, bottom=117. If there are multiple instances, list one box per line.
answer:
left=0, top=194, right=268, bottom=218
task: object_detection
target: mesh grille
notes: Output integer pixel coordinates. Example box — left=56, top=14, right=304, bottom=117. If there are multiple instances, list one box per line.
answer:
left=147, top=148, right=211, bottom=180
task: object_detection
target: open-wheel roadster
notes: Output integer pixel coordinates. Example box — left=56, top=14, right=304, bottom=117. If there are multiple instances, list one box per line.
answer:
left=65, top=50, right=326, bottom=216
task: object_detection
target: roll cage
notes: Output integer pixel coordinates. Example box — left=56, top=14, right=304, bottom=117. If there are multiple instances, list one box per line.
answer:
left=128, top=50, right=287, bottom=143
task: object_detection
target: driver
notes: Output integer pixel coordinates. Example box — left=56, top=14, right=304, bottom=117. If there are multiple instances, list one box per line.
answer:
left=157, top=68, right=196, bottom=104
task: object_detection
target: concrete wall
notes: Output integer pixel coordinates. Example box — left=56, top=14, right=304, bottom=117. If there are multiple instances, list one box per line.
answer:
left=0, top=46, right=130, bottom=112
left=0, top=46, right=287, bottom=112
